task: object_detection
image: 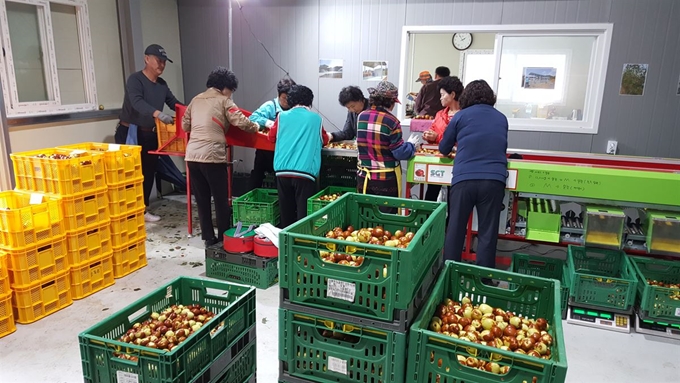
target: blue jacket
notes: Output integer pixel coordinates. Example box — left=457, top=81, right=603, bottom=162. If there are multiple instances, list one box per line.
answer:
left=249, top=98, right=281, bottom=128
left=439, top=104, right=508, bottom=186
left=271, top=107, right=324, bottom=181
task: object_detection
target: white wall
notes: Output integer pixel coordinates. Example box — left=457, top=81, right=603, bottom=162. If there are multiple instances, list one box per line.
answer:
left=8, top=0, right=125, bottom=153
left=409, top=33, right=496, bottom=95
left=139, top=0, right=185, bottom=104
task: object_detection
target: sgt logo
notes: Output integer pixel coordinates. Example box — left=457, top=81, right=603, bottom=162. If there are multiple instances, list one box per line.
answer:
left=430, top=169, right=446, bottom=178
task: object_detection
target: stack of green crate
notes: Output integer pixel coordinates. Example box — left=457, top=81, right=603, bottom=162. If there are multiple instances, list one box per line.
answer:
left=319, top=155, right=357, bottom=188
left=407, top=261, right=568, bottom=383
left=278, top=193, right=446, bottom=383
left=79, top=277, right=257, bottom=383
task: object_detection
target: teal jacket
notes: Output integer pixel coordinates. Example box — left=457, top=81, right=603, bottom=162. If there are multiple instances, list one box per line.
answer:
left=268, top=106, right=326, bottom=181
left=249, top=98, right=281, bottom=128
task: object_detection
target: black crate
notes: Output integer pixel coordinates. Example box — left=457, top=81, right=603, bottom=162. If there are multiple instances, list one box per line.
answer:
left=193, top=327, right=256, bottom=383
left=206, top=244, right=273, bottom=269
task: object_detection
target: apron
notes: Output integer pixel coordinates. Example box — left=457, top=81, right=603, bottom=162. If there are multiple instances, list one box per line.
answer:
left=358, top=164, right=402, bottom=198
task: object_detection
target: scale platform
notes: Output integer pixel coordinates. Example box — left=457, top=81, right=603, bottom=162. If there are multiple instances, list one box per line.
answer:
left=635, top=314, right=680, bottom=341
left=567, top=306, right=631, bottom=333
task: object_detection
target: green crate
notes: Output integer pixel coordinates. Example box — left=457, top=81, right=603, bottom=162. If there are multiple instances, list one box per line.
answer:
left=406, top=261, right=567, bottom=383
left=232, top=188, right=280, bottom=226
left=192, top=327, right=256, bottom=383
left=630, top=256, right=680, bottom=323
left=278, top=307, right=407, bottom=383
left=511, top=253, right=570, bottom=319
left=210, top=341, right=256, bottom=383
left=525, top=198, right=561, bottom=243
left=306, top=186, right=356, bottom=216
left=280, top=192, right=446, bottom=322
left=206, top=257, right=278, bottom=290
left=567, top=245, right=637, bottom=311
left=79, top=277, right=256, bottom=383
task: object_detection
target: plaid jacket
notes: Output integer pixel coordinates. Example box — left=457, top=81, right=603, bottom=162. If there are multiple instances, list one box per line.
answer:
left=356, top=106, right=405, bottom=180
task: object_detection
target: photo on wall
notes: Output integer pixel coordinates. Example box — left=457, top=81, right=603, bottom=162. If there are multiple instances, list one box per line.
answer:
left=619, top=63, right=648, bottom=96
left=319, top=59, right=343, bottom=79
left=521, top=67, right=557, bottom=89
left=362, top=61, right=388, bottom=81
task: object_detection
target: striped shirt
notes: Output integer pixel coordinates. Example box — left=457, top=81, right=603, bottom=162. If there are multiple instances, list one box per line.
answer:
left=356, top=106, right=405, bottom=180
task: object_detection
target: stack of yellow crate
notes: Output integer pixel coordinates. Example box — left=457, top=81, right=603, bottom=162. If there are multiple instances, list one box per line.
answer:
left=11, top=148, right=114, bottom=303
left=0, top=190, right=70, bottom=325
left=58, top=143, right=147, bottom=279
left=0, top=250, right=15, bottom=337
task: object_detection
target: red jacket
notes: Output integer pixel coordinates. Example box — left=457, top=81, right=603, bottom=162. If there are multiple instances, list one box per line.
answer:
left=427, top=107, right=455, bottom=144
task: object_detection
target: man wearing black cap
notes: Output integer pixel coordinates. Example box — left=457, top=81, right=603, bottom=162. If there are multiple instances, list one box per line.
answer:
left=116, top=44, right=183, bottom=222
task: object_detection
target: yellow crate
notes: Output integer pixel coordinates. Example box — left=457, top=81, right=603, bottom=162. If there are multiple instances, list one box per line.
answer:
left=61, top=188, right=110, bottom=232
left=69, top=252, right=114, bottom=300
left=0, top=252, right=9, bottom=296
left=0, top=190, right=64, bottom=250
left=66, top=222, right=113, bottom=266
left=12, top=269, right=72, bottom=324
left=6, top=236, right=69, bottom=288
left=0, top=291, right=16, bottom=338
left=156, top=116, right=186, bottom=153
left=11, top=148, right=106, bottom=194
left=57, top=142, right=142, bottom=185
left=112, top=238, right=147, bottom=279
left=106, top=177, right=144, bottom=216
left=110, top=207, right=146, bottom=248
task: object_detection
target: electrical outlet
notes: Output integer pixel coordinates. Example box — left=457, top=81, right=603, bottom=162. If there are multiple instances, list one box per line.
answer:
left=606, top=140, right=618, bottom=155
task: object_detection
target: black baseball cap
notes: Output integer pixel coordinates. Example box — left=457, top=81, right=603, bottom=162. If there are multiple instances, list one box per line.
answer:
left=144, top=44, right=173, bottom=63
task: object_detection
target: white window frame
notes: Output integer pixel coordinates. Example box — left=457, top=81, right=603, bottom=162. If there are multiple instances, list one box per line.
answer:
left=0, top=0, right=97, bottom=118
left=398, top=24, right=613, bottom=134
left=459, top=49, right=494, bottom=86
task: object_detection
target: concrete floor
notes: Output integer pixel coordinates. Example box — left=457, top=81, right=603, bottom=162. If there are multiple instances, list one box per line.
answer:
left=0, top=195, right=678, bottom=383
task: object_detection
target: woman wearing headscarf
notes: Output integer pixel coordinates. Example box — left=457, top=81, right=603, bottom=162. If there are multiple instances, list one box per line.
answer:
left=356, top=81, right=419, bottom=211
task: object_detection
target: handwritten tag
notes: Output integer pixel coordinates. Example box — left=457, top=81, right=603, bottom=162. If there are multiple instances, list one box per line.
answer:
left=166, top=286, right=172, bottom=299
left=116, top=371, right=139, bottom=383
left=327, top=279, right=356, bottom=302
left=29, top=193, right=43, bottom=205
left=328, top=356, right=348, bottom=375
left=108, top=144, right=121, bottom=151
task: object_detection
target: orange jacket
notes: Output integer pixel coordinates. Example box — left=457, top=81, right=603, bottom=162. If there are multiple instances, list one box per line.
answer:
left=426, top=107, right=455, bottom=144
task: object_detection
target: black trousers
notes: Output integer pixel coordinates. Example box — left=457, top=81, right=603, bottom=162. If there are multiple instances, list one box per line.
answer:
left=187, top=162, right=231, bottom=241
left=356, top=176, right=398, bottom=214
left=424, top=184, right=442, bottom=202
left=276, top=176, right=317, bottom=229
left=114, top=124, right=159, bottom=208
left=250, top=149, right=275, bottom=190
left=444, top=180, right=505, bottom=269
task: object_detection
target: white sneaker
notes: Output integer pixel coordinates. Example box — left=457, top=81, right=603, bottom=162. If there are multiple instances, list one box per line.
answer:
left=144, top=212, right=161, bottom=222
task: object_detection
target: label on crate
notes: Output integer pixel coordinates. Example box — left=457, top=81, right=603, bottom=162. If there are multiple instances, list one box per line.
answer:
left=166, top=286, right=173, bottom=299
left=327, top=279, right=356, bottom=302
left=676, top=307, right=680, bottom=317
left=29, top=193, right=44, bottom=205
left=328, top=356, right=348, bottom=375
left=116, top=371, right=139, bottom=383
left=108, top=144, right=121, bottom=151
